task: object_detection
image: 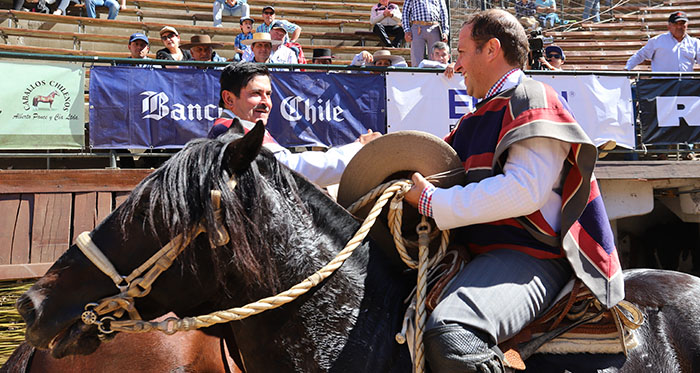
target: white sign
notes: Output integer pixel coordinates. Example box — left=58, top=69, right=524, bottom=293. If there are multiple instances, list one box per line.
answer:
left=386, top=73, right=636, bottom=149
left=656, top=96, right=700, bottom=127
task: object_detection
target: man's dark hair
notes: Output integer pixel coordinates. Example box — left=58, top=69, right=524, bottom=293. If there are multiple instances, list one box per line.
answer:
left=219, top=62, right=270, bottom=108
left=463, top=9, right=529, bottom=69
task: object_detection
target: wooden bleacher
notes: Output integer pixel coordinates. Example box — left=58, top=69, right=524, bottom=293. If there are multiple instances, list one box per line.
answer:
left=537, top=0, right=700, bottom=70
left=0, top=0, right=410, bottom=65
left=3, top=0, right=700, bottom=70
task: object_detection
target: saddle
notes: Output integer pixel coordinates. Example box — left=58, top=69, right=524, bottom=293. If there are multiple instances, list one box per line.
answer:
left=424, top=250, right=644, bottom=371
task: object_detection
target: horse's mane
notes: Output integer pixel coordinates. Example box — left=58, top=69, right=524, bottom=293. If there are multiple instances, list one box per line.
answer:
left=117, top=132, right=313, bottom=296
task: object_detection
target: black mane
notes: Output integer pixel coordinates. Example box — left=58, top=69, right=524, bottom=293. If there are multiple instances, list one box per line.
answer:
left=117, top=132, right=321, bottom=295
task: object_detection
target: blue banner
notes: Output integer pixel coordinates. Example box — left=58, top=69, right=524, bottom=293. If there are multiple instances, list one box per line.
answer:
left=89, top=67, right=221, bottom=149
left=268, top=72, right=386, bottom=148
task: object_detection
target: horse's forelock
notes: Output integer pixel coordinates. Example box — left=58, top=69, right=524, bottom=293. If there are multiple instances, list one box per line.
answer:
left=117, top=135, right=286, bottom=297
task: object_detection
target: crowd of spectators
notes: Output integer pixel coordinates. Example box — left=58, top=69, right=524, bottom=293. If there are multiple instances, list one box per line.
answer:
left=12, top=0, right=699, bottom=73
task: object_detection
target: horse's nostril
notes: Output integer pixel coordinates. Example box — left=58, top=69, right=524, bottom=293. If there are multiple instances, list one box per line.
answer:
left=16, top=293, right=37, bottom=327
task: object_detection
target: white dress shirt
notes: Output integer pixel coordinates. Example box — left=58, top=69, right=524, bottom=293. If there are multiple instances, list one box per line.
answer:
left=431, top=73, right=571, bottom=232
left=625, top=32, right=700, bottom=72
left=234, top=114, right=363, bottom=187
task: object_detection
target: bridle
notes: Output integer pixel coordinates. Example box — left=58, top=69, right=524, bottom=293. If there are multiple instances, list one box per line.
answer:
left=77, top=182, right=235, bottom=334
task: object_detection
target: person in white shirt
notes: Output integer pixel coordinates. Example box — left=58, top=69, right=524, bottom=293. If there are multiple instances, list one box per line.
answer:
left=625, top=11, right=700, bottom=72
left=370, top=0, right=404, bottom=48
left=208, top=62, right=380, bottom=187
left=417, top=41, right=450, bottom=68
left=403, top=10, right=622, bottom=372
left=242, top=32, right=298, bottom=65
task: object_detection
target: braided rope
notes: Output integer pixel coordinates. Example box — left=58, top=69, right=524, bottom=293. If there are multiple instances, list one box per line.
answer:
left=109, top=180, right=409, bottom=334
left=347, top=179, right=450, bottom=373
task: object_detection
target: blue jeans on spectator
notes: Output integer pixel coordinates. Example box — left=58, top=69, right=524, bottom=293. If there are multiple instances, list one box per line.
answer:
left=212, top=0, right=249, bottom=27
left=54, top=0, right=80, bottom=15
left=86, top=0, right=119, bottom=19
left=583, top=0, right=600, bottom=22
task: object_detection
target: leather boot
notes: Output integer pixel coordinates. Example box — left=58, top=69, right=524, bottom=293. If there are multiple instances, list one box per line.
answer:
left=424, top=324, right=505, bottom=373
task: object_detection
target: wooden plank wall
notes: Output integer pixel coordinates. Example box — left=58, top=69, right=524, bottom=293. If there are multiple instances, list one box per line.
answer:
left=0, top=169, right=152, bottom=281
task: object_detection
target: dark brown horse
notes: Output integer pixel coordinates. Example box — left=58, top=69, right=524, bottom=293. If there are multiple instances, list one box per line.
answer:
left=1, top=315, right=238, bottom=373
left=14, top=122, right=700, bottom=372
left=32, top=91, right=58, bottom=109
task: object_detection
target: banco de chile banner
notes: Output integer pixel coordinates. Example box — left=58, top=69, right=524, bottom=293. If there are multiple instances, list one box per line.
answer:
left=89, top=66, right=221, bottom=149
left=0, top=61, right=84, bottom=149
left=268, top=72, right=386, bottom=148
left=636, top=78, right=700, bottom=145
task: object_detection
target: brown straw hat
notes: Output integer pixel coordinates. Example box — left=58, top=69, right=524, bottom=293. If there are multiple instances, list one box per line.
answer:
left=337, top=131, right=466, bottom=262
left=180, top=34, right=224, bottom=49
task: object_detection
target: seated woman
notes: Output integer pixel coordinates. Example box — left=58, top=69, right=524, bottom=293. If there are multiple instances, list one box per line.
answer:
left=155, top=26, right=193, bottom=68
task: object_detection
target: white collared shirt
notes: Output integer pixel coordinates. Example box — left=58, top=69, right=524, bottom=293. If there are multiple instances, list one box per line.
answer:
left=224, top=110, right=363, bottom=187
left=625, top=32, right=700, bottom=72
left=431, top=71, right=570, bottom=231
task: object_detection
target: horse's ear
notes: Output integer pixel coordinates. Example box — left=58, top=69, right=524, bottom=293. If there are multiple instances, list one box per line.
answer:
left=225, top=118, right=246, bottom=136
left=223, top=120, right=265, bottom=174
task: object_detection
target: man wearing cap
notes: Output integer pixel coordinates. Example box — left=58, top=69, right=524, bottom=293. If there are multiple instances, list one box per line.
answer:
left=404, top=10, right=622, bottom=372
left=208, top=62, right=380, bottom=187
left=180, top=35, right=227, bottom=68
left=625, top=11, right=700, bottom=71
left=269, top=21, right=306, bottom=64
left=542, top=45, right=565, bottom=70
left=127, top=33, right=150, bottom=60
left=401, top=0, right=448, bottom=67
left=242, top=32, right=297, bottom=65
left=235, top=16, right=255, bottom=60
left=312, top=48, right=335, bottom=64
left=212, top=0, right=249, bottom=27
left=256, top=6, right=301, bottom=43
left=350, top=49, right=407, bottom=67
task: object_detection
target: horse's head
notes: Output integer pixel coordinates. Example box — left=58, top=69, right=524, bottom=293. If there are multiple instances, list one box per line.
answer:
left=17, top=121, right=276, bottom=358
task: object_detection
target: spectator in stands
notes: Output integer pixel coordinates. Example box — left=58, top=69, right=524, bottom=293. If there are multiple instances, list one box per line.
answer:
left=51, top=0, right=80, bottom=16
left=515, top=0, right=538, bottom=31
left=542, top=45, right=564, bottom=70
left=13, top=0, right=49, bottom=13
left=243, top=32, right=300, bottom=65
left=370, top=0, right=404, bottom=48
left=582, top=0, right=600, bottom=23
left=312, top=48, right=335, bottom=64
left=180, top=35, right=227, bottom=68
left=208, top=62, right=380, bottom=187
left=156, top=26, right=193, bottom=68
left=85, top=0, right=123, bottom=19
left=418, top=41, right=449, bottom=67
left=402, top=0, right=448, bottom=67
left=535, top=0, right=560, bottom=28
left=212, top=0, right=249, bottom=27
left=625, top=11, right=700, bottom=72
left=269, top=21, right=306, bottom=64
left=235, top=16, right=254, bottom=61
left=256, top=6, right=301, bottom=43
left=351, top=49, right=407, bottom=67
left=127, top=33, right=149, bottom=59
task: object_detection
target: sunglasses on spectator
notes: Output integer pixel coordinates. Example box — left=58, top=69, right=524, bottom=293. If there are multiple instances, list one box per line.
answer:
left=546, top=54, right=562, bottom=60
left=263, top=11, right=274, bottom=15
left=161, top=33, right=177, bottom=40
